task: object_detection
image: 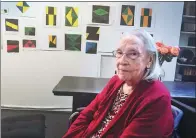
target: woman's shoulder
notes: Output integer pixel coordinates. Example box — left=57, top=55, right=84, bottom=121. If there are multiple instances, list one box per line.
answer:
left=140, top=80, right=171, bottom=102
left=151, top=80, right=170, bottom=95
left=134, top=80, right=172, bottom=112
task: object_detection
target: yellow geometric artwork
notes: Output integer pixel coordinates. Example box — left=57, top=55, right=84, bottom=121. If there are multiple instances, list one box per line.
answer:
left=65, top=7, right=78, bottom=27
left=46, top=6, right=57, bottom=26
left=49, top=35, right=56, bottom=48
left=5, top=19, right=18, bottom=32
left=120, top=5, right=135, bottom=26
left=86, top=26, right=100, bottom=41
left=140, top=8, right=152, bottom=27
left=16, top=1, right=30, bottom=13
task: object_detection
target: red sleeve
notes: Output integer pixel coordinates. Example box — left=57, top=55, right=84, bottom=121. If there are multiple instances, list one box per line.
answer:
left=62, top=75, right=118, bottom=138
left=120, top=96, right=174, bottom=138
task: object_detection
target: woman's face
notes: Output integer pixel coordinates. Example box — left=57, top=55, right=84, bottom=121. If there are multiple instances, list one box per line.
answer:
left=116, top=35, right=150, bottom=83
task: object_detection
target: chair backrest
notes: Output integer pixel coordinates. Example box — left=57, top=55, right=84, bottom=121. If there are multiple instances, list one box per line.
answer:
left=171, top=105, right=183, bottom=130
left=68, top=107, right=86, bottom=128
left=171, top=98, right=196, bottom=138
left=68, top=112, right=80, bottom=127
left=171, top=105, right=184, bottom=138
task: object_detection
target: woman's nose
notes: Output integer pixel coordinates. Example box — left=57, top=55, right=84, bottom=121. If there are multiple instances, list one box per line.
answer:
left=118, top=54, right=128, bottom=65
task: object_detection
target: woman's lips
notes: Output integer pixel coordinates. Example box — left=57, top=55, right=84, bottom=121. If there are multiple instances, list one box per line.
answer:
left=118, top=69, right=129, bottom=72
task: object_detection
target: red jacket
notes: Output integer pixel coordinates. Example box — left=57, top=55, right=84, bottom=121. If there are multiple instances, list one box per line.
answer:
left=63, top=75, right=174, bottom=138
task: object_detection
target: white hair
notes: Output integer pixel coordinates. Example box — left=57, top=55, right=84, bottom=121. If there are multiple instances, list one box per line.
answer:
left=122, top=29, right=163, bottom=81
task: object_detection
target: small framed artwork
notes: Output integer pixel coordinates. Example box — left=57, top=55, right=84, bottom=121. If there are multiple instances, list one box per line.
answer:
left=49, top=35, right=57, bottom=48
left=136, top=2, right=156, bottom=31
left=23, top=39, right=36, bottom=49
left=92, top=5, right=110, bottom=24
left=44, top=6, right=60, bottom=28
left=140, top=8, right=152, bottom=28
left=24, top=26, right=35, bottom=36
left=5, top=18, right=19, bottom=35
left=120, top=5, right=135, bottom=26
left=86, top=41, right=97, bottom=54
left=86, top=3, right=116, bottom=26
left=86, top=26, right=100, bottom=41
left=5, top=18, right=18, bottom=32
left=16, top=1, right=30, bottom=13
left=65, top=6, right=79, bottom=27
left=65, top=34, right=82, bottom=51
left=46, top=6, right=57, bottom=26
left=41, top=34, right=63, bottom=51
left=7, top=40, right=19, bottom=53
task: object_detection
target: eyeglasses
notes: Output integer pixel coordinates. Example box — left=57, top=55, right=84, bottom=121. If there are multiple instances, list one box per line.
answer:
left=112, top=50, right=141, bottom=60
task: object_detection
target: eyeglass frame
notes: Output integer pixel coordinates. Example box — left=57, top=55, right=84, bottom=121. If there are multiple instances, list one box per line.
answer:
left=112, top=50, right=142, bottom=60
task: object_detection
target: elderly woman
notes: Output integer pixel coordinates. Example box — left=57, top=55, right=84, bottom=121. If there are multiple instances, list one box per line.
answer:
left=63, top=29, right=174, bottom=138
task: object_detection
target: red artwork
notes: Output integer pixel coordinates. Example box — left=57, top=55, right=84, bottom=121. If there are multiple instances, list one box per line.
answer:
left=23, top=39, right=36, bottom=48
left=7, top=40, right=19, bottom=53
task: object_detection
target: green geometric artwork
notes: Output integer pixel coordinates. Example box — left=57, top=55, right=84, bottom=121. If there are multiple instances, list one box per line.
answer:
left=25, top=27, right=35, bottom=36
left=120, top=5, right=135, bottom=26
left=65, top=34, right=81, bottom=51
left=92, top=5, right=110, bottom=24
left=140, top=8, right=152, bottom=27
left=65, top=6, right=78, bottom=27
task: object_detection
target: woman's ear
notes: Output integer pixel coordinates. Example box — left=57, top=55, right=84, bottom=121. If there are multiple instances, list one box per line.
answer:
left=147, top=54, right=153, bottom=68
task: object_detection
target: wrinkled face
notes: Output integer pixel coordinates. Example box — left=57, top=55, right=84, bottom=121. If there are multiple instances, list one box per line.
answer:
left=116, top=35, right=151, bottom=83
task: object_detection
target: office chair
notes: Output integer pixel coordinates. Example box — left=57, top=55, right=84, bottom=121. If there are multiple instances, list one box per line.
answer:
left=171, top=105, right=184, bottom=138
left=68, top=107, right=85, bottom=127
left=68, top=105, right=184, bottom=138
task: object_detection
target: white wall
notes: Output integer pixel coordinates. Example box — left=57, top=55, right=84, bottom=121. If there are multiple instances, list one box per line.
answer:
left=98, top=2, right=184, bottom=80
left=1, top=2, right=183, bottom=110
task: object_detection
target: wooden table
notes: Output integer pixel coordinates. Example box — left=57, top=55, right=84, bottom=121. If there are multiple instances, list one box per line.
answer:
left=53, top=76, right=196, bottom=112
